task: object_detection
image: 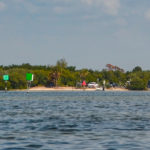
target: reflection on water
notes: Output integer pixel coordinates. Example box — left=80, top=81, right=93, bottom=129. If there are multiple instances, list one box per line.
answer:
left=0, top=91, right=150, bottom=149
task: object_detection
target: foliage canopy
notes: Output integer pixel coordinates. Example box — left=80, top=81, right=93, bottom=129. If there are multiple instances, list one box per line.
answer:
left=0, top=60, right=149, bottom=90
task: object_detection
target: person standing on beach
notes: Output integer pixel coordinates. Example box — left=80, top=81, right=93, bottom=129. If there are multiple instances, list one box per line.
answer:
left=82, top=80, right=86, bottom=88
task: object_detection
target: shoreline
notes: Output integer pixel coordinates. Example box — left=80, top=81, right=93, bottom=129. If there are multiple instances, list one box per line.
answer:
left=3, top=86, right=150, bottom=92
left=28, top=86, right=129, bottom=92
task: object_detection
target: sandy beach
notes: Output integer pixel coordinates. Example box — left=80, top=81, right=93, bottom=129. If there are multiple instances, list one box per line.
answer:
left=29, top=86, right=128, bottom=92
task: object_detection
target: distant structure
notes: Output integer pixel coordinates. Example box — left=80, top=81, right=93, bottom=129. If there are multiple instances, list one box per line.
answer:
left=106, top=64, right=124, bottom=72
left=148, top=80, right=150, bottom=88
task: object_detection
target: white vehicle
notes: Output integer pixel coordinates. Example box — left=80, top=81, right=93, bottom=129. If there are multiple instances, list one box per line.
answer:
left=88, top=82, right=99, bottom=88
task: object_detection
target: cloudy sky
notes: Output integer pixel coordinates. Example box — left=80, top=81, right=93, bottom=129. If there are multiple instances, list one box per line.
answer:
left=0, top=0, right=150, bottom=70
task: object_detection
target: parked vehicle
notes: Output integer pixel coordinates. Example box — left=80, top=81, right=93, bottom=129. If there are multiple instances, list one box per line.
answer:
left=88, top=82, right=99, bottom=88
left=110, top=82, right=118, bottom=87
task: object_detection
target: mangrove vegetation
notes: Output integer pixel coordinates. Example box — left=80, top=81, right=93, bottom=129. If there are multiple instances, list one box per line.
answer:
left=0, top=59, right=150, bottom=90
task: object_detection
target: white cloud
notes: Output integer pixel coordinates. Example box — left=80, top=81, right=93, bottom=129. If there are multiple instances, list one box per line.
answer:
left=25, top=3, right=39, bottom=14
left=81, top=0, right=120, bottom=16
left=53, top=6, right=67, bottom=14
left=102, top=0, right=120, bottom=15
left=81, top=0, right=93, bottom=5
left=145, top=10, right=150, bottom=21
left=0, top=2, right=6, bottom=11
left=12, top=0, right=24, bottom=3
left=82, top=15, right=98, bottom=20
left=115, top=18, right=128, bottom=26
left=10, top=0, right=121, bottom=16
left=12, top=0, right=39, bottom=14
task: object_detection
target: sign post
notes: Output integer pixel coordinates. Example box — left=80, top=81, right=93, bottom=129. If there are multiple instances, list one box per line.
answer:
left=3, top=75, right=9, bottom=92
left=26, top=73, right=34, bottom=92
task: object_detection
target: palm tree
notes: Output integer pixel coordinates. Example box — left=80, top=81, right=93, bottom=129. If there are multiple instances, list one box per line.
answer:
left=79, top=69, right=89, bottom=80
left=49, top=67, right=60, bottom=87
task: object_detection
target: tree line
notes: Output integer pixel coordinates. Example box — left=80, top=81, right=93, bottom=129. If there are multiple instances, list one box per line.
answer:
left=0, top=59, right=149, bottom=90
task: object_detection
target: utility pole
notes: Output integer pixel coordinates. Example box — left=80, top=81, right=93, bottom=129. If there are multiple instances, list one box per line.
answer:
left=103, top=80, right=106, bottom=91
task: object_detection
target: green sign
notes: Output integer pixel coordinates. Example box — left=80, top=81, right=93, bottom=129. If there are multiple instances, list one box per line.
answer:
left=26, top=73, right=34, bottom=81
left=3, top=75, right=9, bottom=81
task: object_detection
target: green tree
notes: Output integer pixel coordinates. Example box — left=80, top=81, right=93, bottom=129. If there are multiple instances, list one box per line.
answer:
left=132, top=66, right=142, bottom=72
left=9, top=72, right=26, bottom=89
left=33, top=70, right=49, bottom=86
left=79, top=69, right=89, bottom=81
left=56, top=58, right=67, bottom=69
left=48, top=67, right=61, bottom=87
left=128, top=77, right=147, bottom=90
left=60, top=69, right=77, bottom=86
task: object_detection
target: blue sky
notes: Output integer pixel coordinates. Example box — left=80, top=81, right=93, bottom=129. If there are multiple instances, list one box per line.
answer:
left=0, top=0, right=150, bottom=70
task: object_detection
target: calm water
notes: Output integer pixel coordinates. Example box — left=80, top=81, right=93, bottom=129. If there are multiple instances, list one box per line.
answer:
left=0, top=91, right=150, bottom=150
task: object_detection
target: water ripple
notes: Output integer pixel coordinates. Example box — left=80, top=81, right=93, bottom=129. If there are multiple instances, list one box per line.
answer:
left=0, top=91, right=150, bottom=149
